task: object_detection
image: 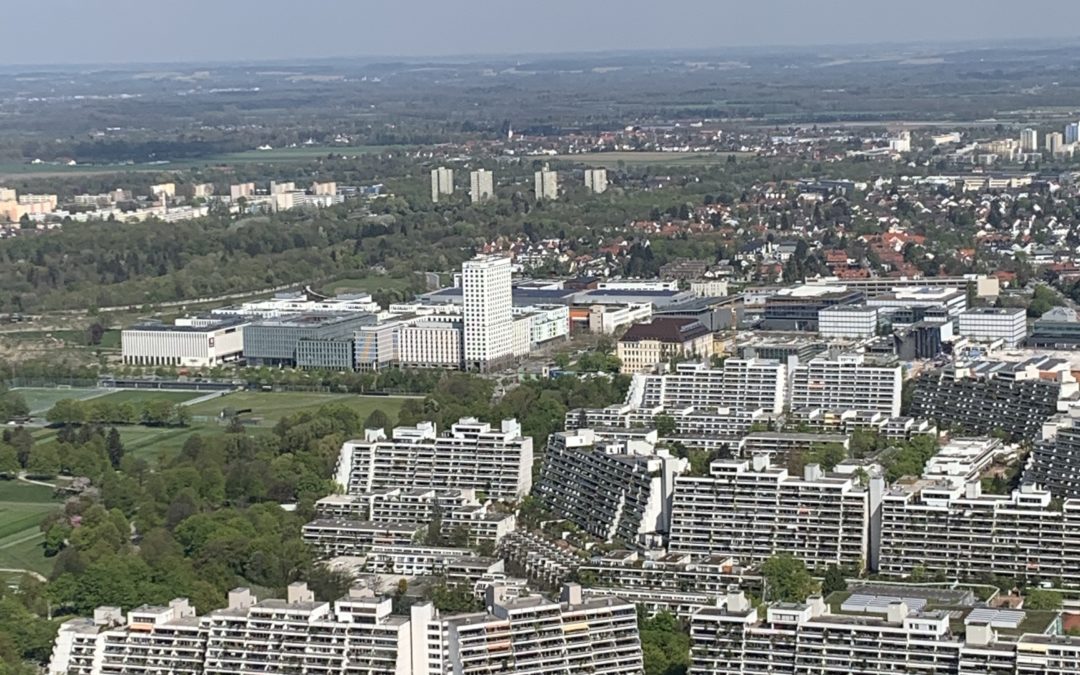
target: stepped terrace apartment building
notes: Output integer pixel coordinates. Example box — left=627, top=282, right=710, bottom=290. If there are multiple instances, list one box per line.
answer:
left=536, top=428, right=687, bottom=546
left=668, top=455, right=873, bottom=571
left=333, top=417, right=533, bottom=501
left=910, top=355, right=1077, bottom=441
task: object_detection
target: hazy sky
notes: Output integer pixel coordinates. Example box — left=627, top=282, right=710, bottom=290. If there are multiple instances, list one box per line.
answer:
left=6, top=0, right=1080, bottom=65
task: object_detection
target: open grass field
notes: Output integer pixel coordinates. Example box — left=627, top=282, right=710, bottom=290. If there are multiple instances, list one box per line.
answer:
left=187, top=391, right=407, bottom=428
left=0, top=481, right=60, bottom=576
left=14, top=387, right=108, bottom=414
left=554, top=151, right=756, bottom=167
left=91, top=390, right=203, bottom=405
left=0, top=145, right=393, bottom=179
left=322, top=275, right=415, bottom=296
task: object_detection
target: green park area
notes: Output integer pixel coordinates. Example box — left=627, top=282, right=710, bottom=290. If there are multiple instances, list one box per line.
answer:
left=0, top=481, right=62, bottom=577
left=186, top=390, right=405, bottom=428
left=14, top=387, right=107, bottom=415
left=553, top=150, right=755, bottom=167
left=29, top=389, right=407, bottom=460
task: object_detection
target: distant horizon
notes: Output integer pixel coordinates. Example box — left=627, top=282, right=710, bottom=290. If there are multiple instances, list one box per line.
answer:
left=5, top=0, right=1080, bottom=67
left=3, top=36, right=1080, bottom=71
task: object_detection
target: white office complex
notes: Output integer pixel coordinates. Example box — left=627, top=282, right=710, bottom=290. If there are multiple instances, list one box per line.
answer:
left=791, top=353, right=903, bottom=417
left=1020, top=128, right=1040, bottom=152
left=534, top=164, right=558, bottom=200
left=468, top=169, right=494, bottom=203
left=334, top=417, right=533, bottom=501
left=397, top=318, right=464, bottom=369
left=1047, top=132, right=1066, bottom=155
left=631, top=359, right=788, bottom=414
left=864, top=286, right=967, bottom=318
left=462, top=254, right=513, bottom=370
left=818, top=304, right=879, bottom=339
left=957, top=306, right=1027, bottom=347
left=668, top=455, right=873, bottom=570
left=121, top=318, right=247, bottom=367
left=584, top=167, right=609, bottom=193
left=878, top=478, right=1080, bottom=584
left=690, top=589, right=1080, bottom=675
left=537, top=428, right=687, bottom=546
left=430, top=166, right=454, bottom=202
left=50, top=583, right=642, bottom=675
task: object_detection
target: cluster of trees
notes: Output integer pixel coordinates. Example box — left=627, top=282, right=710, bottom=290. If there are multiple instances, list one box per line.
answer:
left=391, top=372, right=630, bottom=450
left=46, top=398, right=191, bottom=428
left=0, top=386, right=29, bottom=422
left=0, top=578, right=55, bottom=675
left=2, top=424, right=124, bottom=480
left=639, top=610, right=691, bottom=675
left=35, top=401, right=363, bottom=622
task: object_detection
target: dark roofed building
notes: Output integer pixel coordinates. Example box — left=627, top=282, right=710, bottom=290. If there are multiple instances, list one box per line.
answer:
left=616, top=318, right=714, bottom=374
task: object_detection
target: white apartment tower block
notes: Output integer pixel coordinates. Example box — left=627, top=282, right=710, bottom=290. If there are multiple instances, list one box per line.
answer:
left=468, top=169, right=494, bottom=203
left=791, top=353, right=902, bottom=417
left=431, top=166, right=454, bottom=203
left=584, top=167, right=609, bottom=194
left=668, top=455, right=872, bottom=570
left=1020, top=128, right=1039, bottom=152
left=334, top=417, right=534, bottom=501
left=534, top=164, right=558, bottom=201
left=462, top=253, right=513, bottom=370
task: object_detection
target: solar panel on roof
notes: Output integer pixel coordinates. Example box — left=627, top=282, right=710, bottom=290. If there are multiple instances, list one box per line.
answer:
left=840, top=594, right=927, bottom=615
left=965, top=608, right=1026, bottom=629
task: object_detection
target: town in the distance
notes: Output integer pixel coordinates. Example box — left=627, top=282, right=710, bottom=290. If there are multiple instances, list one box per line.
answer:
left=8, top=37, right=1080, bottom=675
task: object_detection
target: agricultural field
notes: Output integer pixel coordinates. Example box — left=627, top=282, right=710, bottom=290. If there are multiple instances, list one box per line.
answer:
left=0, top=481, right=61, bottom=577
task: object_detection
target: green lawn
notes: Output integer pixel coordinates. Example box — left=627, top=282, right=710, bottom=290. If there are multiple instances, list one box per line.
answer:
left=14, top=387, right=108, bottom=414
left=91, top=390, right=203, bottom=405
left=187, top=391, right=406, bottom=428
left=322, top=275, right=414, bottom=296
left=0, top=481, right=60, bottom=575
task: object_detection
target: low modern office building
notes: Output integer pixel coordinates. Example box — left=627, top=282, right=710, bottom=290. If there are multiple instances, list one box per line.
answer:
left=762, top=286, right=864, bottom=331
left=668, top=455, right=873, bottom=571
left=121, top=317, right=247, bottom=367
left=957, top=306, right=1027, bottom=347
left=243, top=312, right=375, bottom=366
left=818, top=304, right=879, bottom=339
left=1029, top=306, right=1080, bottom=349
left=334, top=418, right=534, bottom=501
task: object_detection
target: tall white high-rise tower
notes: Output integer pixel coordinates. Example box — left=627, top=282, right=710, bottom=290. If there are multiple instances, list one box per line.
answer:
left=462, top=254, right=513, bottom=370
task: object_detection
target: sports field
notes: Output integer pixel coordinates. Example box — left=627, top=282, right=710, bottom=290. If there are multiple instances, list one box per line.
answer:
left=90, top=390, right=203, bottom=405
left=14, top=387, right=108, bottom=414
